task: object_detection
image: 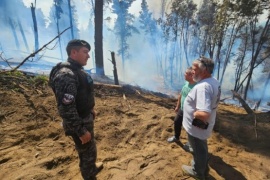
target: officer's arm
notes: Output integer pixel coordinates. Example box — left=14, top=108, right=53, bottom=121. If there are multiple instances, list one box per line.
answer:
left=54, top=69, right=87, bottom=137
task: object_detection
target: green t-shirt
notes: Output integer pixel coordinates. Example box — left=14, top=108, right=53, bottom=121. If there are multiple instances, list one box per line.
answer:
left=180, top=81, right=196, bottom=110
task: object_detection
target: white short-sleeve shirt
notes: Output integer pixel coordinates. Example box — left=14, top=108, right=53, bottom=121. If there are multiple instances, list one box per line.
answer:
left=183, top=77, right=221, bottom=140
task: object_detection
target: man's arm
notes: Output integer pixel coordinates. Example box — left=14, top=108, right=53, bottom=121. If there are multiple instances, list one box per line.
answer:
left=193, top=111, right=210, bottom=122
left=79, top=108, right=96, bottom=144
left=53, top=68, right=89, bottom=139
left=194, top=86, right=211, bottom=122
left=175, top=93, right=182, bottom=113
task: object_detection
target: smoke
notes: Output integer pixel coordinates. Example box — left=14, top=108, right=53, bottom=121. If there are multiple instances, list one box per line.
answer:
left=0, top=0, right=269, bottom=110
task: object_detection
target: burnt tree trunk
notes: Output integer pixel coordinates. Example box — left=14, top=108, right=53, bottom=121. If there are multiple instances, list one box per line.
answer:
left=8, top=18, right=20, bottom=50
left=54, top=0, right=64, bottom=60
left=111, top=52, right=119, bottom=85
left=18, top=19, right=30, bottom=52
left=31, top=2, right=39, bottom=52
left=94, top=0, right=104, bottom=75
left=67, top=0, right=74, bottom=39
left=231, top=90, right=254, bottom=114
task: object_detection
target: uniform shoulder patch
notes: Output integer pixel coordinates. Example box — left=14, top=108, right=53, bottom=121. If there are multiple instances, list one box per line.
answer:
left=62, top=93, right=75, bottom=105
left=59, top=67, right=75, bottom=75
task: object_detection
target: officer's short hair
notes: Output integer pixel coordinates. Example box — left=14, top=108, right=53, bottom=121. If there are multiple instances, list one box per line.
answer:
left=66, top=39, right=91, bottom=55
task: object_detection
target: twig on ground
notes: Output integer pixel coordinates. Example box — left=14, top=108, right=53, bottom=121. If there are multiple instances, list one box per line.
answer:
left=123, top=94, right=131, bottom=110
left=254, top=114, right=258, bottom=140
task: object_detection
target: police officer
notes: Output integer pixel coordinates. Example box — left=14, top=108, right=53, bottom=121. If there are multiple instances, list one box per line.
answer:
left=49, top=39, right=103, bottom=180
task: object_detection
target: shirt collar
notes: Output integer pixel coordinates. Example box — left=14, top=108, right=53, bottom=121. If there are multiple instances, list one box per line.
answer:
left=67, top=58, right=83, bottom=69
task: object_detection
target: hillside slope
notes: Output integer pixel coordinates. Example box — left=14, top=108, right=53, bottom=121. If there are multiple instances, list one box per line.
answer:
left=0, top=74, right=270, bottom=180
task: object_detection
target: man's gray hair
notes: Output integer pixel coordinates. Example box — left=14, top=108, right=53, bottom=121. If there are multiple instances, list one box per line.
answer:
left=194, top=56, right=214, bottom=74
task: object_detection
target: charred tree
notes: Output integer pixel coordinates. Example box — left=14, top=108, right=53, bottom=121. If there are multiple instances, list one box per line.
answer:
left=95, top=0, right=105, bottom=75
left=196, top=0, right=216, bottom=59
left=112, top=0, right=139, bottom=77
left=31, top=2, right=39, bottom=52
left=111, top=51, right=119, bottom=85
left=243, top=17, right=270, bottom=100
left=53, top=0, right=64, bottom=60
left=219, top=22, right=241, bottom=85
left=139, top=0, right=161, bottom=77
left=18, top=19, right=30, bottom=52
left=8, top=18, right=20, bottom=50
left=67, top=0, right=74, bottom=39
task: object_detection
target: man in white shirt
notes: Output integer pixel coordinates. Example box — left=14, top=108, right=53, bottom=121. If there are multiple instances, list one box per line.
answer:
left=182, top=57, right=221, bottom=180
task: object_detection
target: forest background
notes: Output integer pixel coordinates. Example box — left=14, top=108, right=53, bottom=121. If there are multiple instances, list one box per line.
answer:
left=0, top=0, right=270, bottom=110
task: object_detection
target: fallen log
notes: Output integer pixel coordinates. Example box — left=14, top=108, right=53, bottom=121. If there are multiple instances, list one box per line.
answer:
left=231, top=90, right=257, bottom=140
left=231, top=90, right=254, bottom=114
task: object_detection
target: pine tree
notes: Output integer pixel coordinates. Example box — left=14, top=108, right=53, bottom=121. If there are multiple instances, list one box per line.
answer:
left=112, top=0, right=139, bottom=74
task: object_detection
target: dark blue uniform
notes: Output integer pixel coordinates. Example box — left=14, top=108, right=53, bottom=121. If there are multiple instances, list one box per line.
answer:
left=50, top=58, right=98, bottom=180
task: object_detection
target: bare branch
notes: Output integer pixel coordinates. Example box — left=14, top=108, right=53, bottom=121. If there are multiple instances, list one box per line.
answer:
left=0, top=52, right=13, bottom=68
left=8, top=27, right=71, bottom=72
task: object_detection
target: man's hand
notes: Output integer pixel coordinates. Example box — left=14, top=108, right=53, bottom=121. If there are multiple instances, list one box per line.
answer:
left=79, top=131, right=91, bottom=144
left=193, top=111, right=210, bottom=122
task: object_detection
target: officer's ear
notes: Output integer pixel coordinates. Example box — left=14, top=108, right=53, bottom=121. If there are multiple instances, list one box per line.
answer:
left=70, top=48, right=78, bottom=57
left=71, top=48, right=76, bottom=54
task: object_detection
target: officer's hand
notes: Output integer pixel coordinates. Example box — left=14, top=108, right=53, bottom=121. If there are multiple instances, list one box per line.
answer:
left=79, top=131, right=91, bottom=144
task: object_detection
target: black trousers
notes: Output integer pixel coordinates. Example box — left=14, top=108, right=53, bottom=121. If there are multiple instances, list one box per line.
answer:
left=174, top=110, right=183, bottom=139
left=71, top=115, right=97, bottom=180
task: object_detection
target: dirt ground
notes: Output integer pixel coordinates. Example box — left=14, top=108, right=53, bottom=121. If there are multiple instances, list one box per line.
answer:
left=0, top=73, right=270, bottom=180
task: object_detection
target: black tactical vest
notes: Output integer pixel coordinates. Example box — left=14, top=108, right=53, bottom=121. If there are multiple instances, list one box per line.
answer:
left=49, top=59, right=95, bottom=118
